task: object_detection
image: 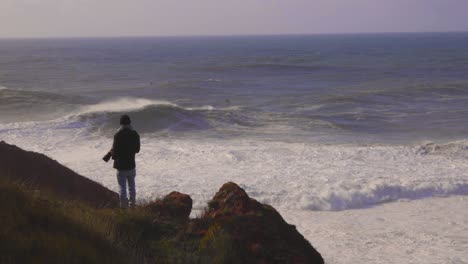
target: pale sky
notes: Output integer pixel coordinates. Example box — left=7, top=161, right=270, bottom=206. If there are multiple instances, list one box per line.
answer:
left=1, top=0, right=468, bottom=38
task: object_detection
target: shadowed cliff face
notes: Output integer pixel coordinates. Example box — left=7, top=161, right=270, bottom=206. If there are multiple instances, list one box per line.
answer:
left=0, top=141, right=324, bottom=263
left=143, top=182, right=324, bottom=264
left=199, top=182, right=324, bottom=264
left=0, top=141, right=119, bottom=208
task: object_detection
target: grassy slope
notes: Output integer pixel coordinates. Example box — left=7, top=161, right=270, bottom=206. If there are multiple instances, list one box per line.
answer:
left=0, top=179, right=129, bottom=264
left=0, top=143, right=323, bottom=264
left=0, top=178, right=234, bottom=264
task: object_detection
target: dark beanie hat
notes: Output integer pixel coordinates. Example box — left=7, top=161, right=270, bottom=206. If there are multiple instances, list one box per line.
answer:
left=120, top=114, right=131, bottom=125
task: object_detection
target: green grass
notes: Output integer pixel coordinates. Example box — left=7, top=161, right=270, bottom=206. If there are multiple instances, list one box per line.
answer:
left=0, top=179, right=129, bottom=264
left=0, top=178, right=240, bottom=264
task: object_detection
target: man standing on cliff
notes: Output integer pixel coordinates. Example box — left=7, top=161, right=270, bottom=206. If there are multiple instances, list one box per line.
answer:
left=105, top=114, right=140, bottom=208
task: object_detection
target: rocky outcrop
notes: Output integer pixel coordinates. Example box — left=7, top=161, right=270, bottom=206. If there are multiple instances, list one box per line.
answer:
left=0, top=141, right=119, bottom=208
left=0, top=141, right=324, bottom=263
left=146, top=191, right=193, bottom=221
left=196, top=182, right=324, bottom=264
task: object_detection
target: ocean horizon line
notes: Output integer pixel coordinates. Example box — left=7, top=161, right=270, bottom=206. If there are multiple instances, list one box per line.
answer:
left=1, top=30, right=468, bottom=41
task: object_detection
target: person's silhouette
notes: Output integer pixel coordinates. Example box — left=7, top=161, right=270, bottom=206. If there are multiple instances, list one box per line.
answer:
left=106, top=114, right=140, bottom=208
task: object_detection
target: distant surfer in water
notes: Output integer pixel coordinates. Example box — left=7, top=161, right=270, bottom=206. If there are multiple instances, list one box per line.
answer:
left=103, top=114, right=140, bottom=208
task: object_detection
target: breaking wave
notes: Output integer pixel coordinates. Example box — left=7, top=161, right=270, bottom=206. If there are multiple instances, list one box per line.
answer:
left=298, top=181, right=468, bottom=211
left=65, top=97, right=254, bottom=134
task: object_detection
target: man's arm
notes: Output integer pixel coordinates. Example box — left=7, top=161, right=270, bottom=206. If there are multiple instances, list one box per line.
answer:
left=112, top=134, right=121, bottom=159
left=134, top=132, right=140, bottom=154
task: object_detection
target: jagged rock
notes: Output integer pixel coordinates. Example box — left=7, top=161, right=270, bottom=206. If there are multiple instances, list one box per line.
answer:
left=0, top=141, right=119, bottom=208
left=146, top=191, right=192, bottom=221
left=0, top=141, right=325, bottom=262
left=208, top=182, right=265, bottom=216
left=201, top=182, right=324, bottom=264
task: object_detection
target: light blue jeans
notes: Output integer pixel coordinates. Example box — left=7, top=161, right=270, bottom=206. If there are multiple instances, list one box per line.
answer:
left=116, top=169, right=136, bottom=208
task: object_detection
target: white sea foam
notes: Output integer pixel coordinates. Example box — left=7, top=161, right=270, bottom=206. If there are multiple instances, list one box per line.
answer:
left=1, top=118, right=467, bottom=211
left=78, top=97, right=177, bottom=115
left=185, top=105, right=215, bottom=111
left=72, top=97, right=219, bottom=123
left=283, top=196, right=468, bottom=264
left=1, top=112, right=468, bottom=264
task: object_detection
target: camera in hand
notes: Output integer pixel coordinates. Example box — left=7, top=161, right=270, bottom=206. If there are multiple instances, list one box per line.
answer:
left=102, top=151, right=112, bottom=162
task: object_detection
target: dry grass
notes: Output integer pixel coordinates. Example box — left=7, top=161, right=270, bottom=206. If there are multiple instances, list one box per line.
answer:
left=0, top=177, right=239, bottom=264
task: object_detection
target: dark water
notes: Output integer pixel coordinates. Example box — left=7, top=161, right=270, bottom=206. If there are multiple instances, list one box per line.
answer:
left=1, top=33, right=468, bottom=143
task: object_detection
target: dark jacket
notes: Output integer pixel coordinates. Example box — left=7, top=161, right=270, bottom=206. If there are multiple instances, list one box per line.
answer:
left=112, top=127, right=140, bottom=171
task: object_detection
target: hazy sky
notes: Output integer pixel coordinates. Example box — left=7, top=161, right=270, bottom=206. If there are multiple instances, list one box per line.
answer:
left=1, top=0, right=468, bottom=38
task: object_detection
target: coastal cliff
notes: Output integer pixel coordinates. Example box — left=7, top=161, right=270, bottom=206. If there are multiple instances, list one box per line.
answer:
left=0, top=141, right=323, bottom=264
left=0, top=141, right=119, bottom=208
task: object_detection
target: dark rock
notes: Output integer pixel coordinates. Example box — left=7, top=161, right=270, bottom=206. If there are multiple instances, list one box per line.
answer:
left=208, top=182, right=266, bottom=216
left=202, top=182, right=324, bottom=264
left=146, top=191, right=192, bottom=221
left=0, top=141, right=325, bottom=262
left=0, top=141, right=119, bottom=208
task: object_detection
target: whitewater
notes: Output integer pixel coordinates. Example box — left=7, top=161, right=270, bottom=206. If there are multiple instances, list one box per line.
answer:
left=1, top=96, right=467, bottom=263
left=1, top=34, right=468, bottom=263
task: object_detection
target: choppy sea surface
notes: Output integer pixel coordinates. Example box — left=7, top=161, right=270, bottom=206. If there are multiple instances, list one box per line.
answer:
left=1, top=33, right=467, bottom=263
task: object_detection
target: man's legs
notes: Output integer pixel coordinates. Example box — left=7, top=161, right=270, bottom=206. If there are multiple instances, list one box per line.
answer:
left=116, top=170, right=128, bottom=208
left=127, top=169, right=136, bottom=207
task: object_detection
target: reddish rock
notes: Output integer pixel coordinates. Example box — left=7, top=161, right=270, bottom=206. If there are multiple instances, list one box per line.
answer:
left=146, top=191, right=192, bottom=221
left=0, top=141, right=119, bottom=208
left=203, top=182, right=324, bottom=264
left=208, top=182, right=264, bottom=216
left=0, top=141, right=325, bottom=262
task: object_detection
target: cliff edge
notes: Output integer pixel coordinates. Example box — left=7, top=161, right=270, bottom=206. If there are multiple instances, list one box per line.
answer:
left=0, top=141, right=323, bottom=263
left=0, top=141, right=118, bottom=208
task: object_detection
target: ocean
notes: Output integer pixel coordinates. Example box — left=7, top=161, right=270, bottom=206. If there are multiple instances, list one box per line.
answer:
left=1, top=33, right=467, bottom=263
